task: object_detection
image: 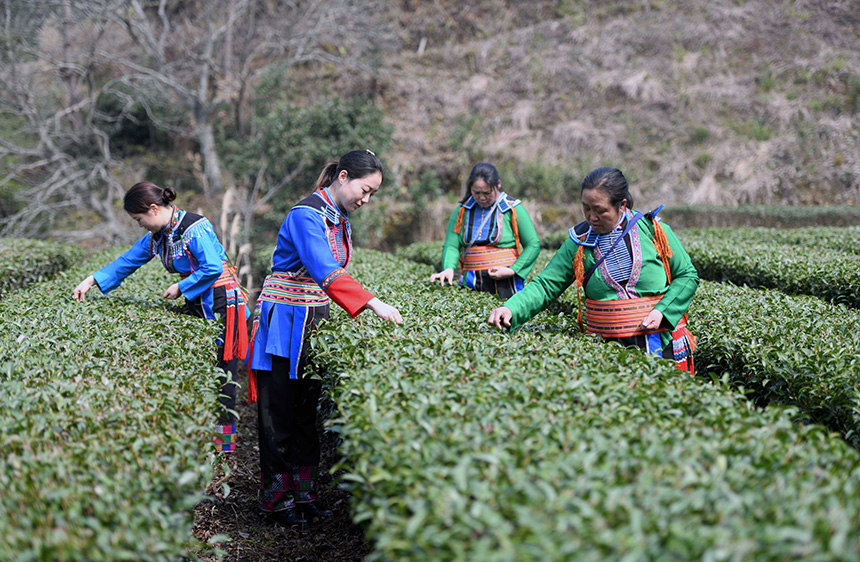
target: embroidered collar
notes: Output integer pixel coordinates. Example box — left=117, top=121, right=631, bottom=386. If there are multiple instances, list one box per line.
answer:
left=317, top=187, right=347, bottom=224
left=461, top=191, right=520, bottom=212
left=152, top=206, right=181, bottom=243
left=569, top=209, right=632, bottom=247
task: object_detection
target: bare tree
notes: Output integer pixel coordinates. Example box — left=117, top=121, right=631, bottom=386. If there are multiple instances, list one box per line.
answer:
left=0, top=0, right=131, bottom=242
left=1, top=0, right=389, bottom=287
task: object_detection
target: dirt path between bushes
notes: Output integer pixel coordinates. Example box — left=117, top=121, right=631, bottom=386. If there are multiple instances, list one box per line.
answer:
left=192, top=368, right=369, bottom=562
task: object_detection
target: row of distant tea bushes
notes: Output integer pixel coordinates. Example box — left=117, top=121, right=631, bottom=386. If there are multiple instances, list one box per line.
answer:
left=0, top=238, right=83, bottom=298
left=313, top=249, right=860, bottom=561
left=0, top=250, right=222, bottom=561
left=538, top=251, right=860, bottom=450
left=680, top=232, right=860, bottom=308
left=541, top=223, right=860, bottom=252
left=659, top=205, right=860, bottom=228
left=682, top=226, right=860, bottom=254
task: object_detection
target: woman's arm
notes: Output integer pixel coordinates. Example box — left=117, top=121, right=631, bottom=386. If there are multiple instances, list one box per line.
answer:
left=654, top=223, right=699, bottom=328
left=88, top=235, right=154, bottom=296
left=439, top=207, right=464, bottom=272
left=496, top=240, right=578, bottom=331
left=288, top=208, right=376, bottom=317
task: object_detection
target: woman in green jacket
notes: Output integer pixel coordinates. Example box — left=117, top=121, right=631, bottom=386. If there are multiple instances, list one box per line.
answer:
left=488, top=167, right=698, bottom=374
left=430, top=163, right=540, bottom=299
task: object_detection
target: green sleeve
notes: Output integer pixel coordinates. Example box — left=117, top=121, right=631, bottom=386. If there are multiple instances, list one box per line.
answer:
left=440, top=207, right=464, bottom=271
left=504, top=239, right=578, bottom=331
left=654, top=223, right=699, bottom=329
left=510, top=205, right=541, bottom=279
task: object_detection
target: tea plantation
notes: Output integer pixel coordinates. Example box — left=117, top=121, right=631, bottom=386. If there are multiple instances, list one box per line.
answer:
left=1, top=242, right=222, bottom=561
left=5, top=231, right=860, bottom=561
left=322, top=243, right=860, bottom=561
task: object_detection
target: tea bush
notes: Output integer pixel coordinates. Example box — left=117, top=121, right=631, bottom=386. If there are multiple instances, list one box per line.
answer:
left=0, top=249, right=222, bottom=561
left=682, top=236, right=860, bottom=308
left=687, top=280, right=860, bottom=446
left=314, top=249, right=860, bottom=561
left=0, top=238, right=83, bottom=298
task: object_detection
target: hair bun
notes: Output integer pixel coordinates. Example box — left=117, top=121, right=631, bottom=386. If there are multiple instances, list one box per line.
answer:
left=162, top=186, right=177, bottom=203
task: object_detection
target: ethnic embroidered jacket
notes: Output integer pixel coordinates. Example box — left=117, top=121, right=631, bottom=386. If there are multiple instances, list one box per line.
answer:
left=440, top=192, right=541, bottom=279
left=93, top=208, right=230, bottom=320
left=246, top=188, right=374, bottom=375
left=503, top=208, right=699, bottom=348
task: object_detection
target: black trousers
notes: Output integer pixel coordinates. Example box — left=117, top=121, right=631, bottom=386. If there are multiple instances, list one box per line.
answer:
left=469, top=270, right=524, bottom=299
left=255, top=354, right=323, bottom=510
left=257, top=355, right=322, bottom=471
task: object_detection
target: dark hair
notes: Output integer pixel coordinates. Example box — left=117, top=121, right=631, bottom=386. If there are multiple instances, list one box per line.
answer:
left=315, top=149, right=384, bottom=189
left=580, top=167, right=633, bottom=209
left=123, top=182, right=176, bottom=213
left=461, top=162, right=501, bottom=203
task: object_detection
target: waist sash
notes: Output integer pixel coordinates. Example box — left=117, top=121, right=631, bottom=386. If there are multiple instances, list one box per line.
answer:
left=584, top=295, right=666, bottom=338
left=210, top=263, right=240, bottom=288
left=462, top=246, right=518, bottom=271
left=258, top=272, right=329, bottom=307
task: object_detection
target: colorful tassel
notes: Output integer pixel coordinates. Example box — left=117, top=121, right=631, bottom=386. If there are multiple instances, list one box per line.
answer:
left=511, top=206, right=522, bottom=256
left=651, top=219, right=673, bottom=283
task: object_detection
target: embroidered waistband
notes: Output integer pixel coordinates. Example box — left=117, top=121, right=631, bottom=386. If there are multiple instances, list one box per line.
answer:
left=462, top=246, right=518, bottom=271
left=585, top=295, right=667, bottom=338
left=258, top=272, right=329, bottom=307
left=211, top=263, right=241, bottom=288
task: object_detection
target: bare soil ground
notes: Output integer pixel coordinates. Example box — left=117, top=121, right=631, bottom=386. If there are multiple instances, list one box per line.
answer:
left=192, top=368, right=369, bottom=562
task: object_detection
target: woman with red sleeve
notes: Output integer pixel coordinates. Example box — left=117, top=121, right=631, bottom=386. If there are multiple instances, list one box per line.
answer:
left=246, top=150, right=402, bottom=528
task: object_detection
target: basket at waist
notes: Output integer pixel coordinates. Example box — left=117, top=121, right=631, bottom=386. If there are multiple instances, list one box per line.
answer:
left=462, top=246, right=518, bottom=271
left=258, top=272, right=329, bottom=307
left=585, top=295, right=666, bottom=338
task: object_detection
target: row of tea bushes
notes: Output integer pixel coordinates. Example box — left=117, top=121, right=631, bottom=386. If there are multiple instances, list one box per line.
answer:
left=401, top=234, right=860, bottom=447
left=682, top=238, right=860, bottom=308
left=659, top=205, right=860, bottom=228
left=0, top=250, right=222, bottom=561
left=682, top=226, right=860, bottom=254
left=0, top=238, right=83, bottom=298
left=542, top=224, right=860, bottom=253
left=314, top=249, right=860, bottom=561
left=544, top=258, right=860, bottom=449
left=687, top=280, right=860, bottom=447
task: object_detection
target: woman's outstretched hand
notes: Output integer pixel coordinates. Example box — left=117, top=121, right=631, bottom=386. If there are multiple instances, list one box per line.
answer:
left=73, top=275, right=96, bottom=301
left=429, top=268, right=455, bottom=286
left=487, top=306, right=512, bottom=330
left=366, top=297, right=403, bottom=324
left=162, top=283, right=182, bottom=300
left=639, top=308, right=664, bottom=331
left=487, top=266, right=514, bottom=280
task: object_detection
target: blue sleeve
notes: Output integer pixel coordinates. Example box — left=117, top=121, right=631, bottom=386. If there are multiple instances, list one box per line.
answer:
left=177, top=223, right=225, bottom=301
left=92, top=235, right=153, bottom=294
left=287, top=208, right=345, bottom=284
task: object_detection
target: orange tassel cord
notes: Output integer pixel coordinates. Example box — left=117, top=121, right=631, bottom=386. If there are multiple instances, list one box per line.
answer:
left=572, top=244, right=586, bottom=333
left=452, top=206, right=465, bottom=235
left=650, top=218, right=673, bottom=283
left=511, top=207, right=522, bottom=256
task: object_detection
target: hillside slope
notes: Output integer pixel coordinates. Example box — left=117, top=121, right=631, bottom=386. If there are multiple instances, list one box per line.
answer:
left=375, top=0, right=860, bottom=207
